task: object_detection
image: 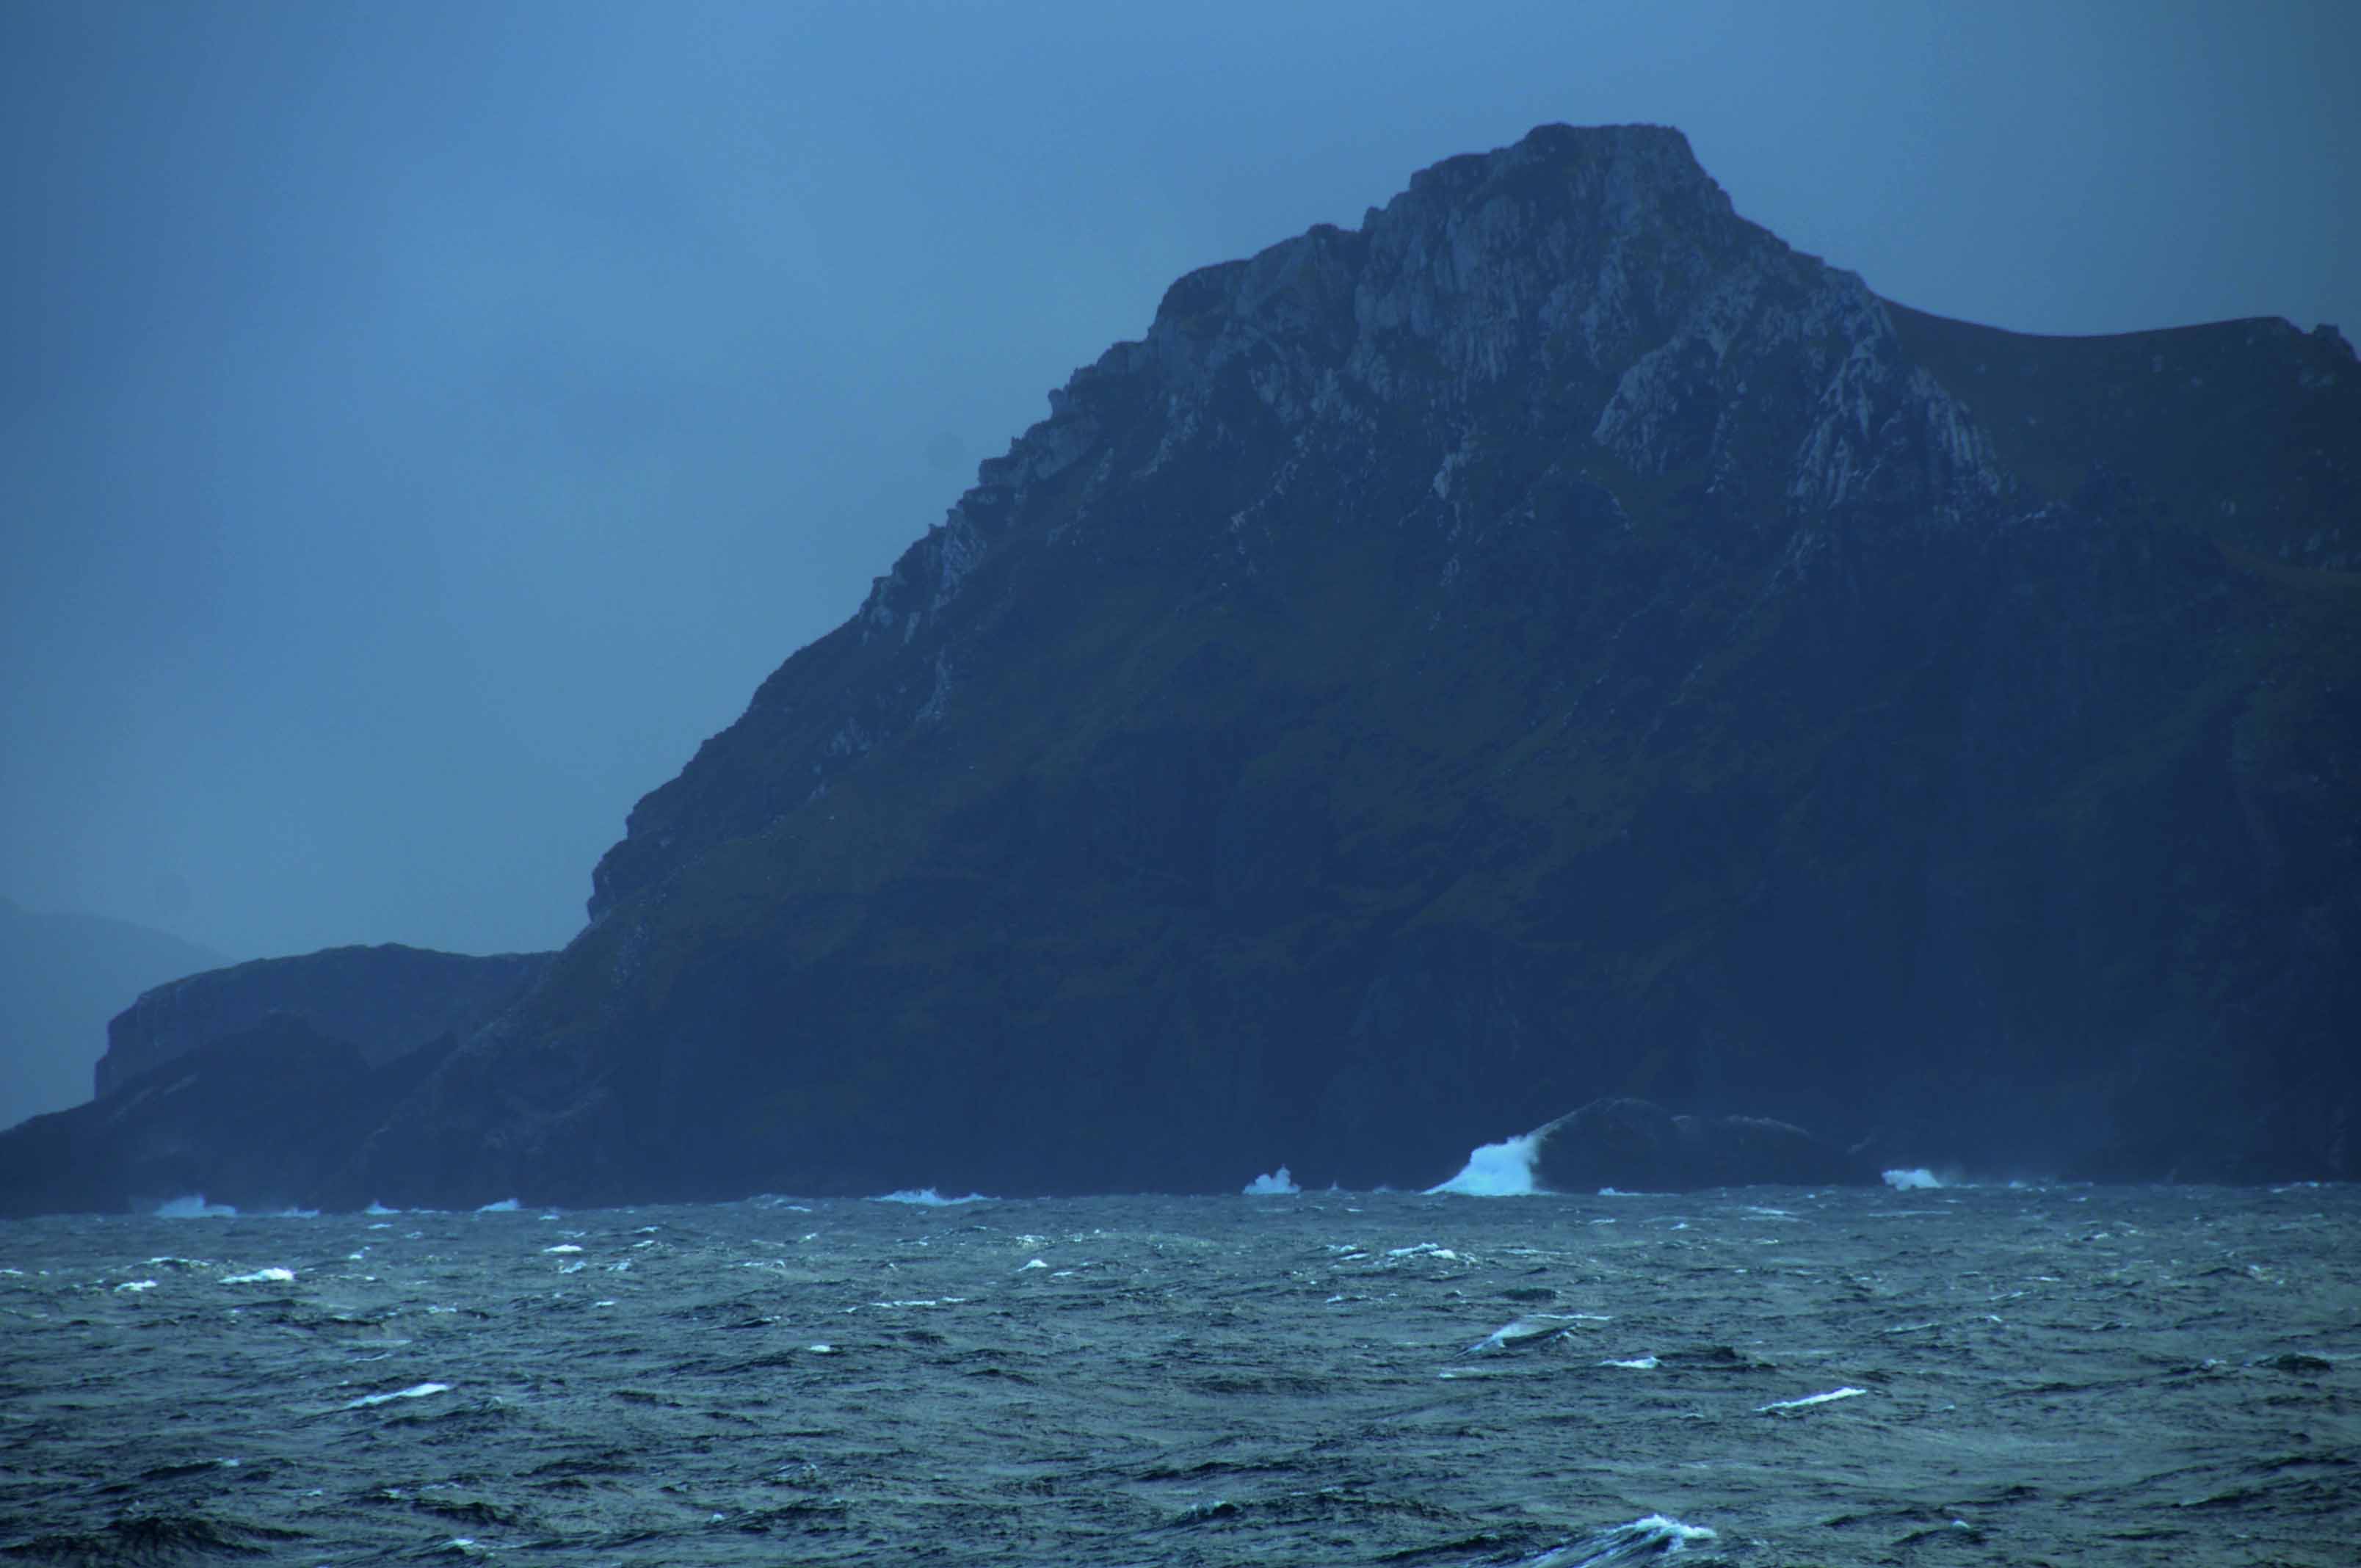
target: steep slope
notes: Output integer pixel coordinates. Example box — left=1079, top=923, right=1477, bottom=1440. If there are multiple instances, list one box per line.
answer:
left=344, top=124, right=2357, bottom=1206
left=0, top=1014, right=453, bottom=1218
left=98, top=943, right=552, bottom=1097
left=0, top=897, right=224, bottom=1132
left=0, top=942, right=554, bottom=1215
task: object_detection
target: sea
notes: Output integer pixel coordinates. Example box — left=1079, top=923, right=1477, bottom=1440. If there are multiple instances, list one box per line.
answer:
left=1, top=1176, right=2353, bottom=1566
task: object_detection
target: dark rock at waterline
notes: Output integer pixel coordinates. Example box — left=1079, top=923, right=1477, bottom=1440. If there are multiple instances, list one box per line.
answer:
left=1525, top=1097, right=1872, bottom=1191
left=0, top=1014, right=457, bottom=1218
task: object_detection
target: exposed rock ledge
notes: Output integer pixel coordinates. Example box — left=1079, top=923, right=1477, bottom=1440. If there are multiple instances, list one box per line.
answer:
left=96, top=944, right=551, bottom=1100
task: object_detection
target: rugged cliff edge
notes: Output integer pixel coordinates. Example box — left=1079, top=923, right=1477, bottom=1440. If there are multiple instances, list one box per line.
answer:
left=97, top=944, right=551, bottom=1098
left=322, top=124, right=2355, bottom=1206
left=0, top=896, right=223, bottom=1132
left=11, top=124, right=2352, bottom=1216
left=0, top=943, right=552, bottom=1216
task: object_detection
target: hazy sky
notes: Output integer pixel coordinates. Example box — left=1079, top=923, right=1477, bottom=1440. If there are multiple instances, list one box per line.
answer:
left=3, top=1, right=2353, bottom=962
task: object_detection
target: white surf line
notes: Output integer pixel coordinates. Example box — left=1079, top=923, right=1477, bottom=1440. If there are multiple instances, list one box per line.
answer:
left=1757, top=1386, right=1868, bottom=1413
left=345, top=1382, right=451, bottom=1409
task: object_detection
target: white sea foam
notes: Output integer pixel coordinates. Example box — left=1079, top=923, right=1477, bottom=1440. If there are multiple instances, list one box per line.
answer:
left=1387, top=1242, right=1459, bottom=1260
left=1758, top=1386, right=1868, bottom=1413
left=870, top=1188, right=990, bottom=1207
left=475, top=1198, right=522, bottom=1213
left=1600, top=1354, right=1659, bottom=1369
left=1883, top=1168, right=1943, bottom=1191
left=1243, top=1166, right=1301, bottom=1195
left=115, top=1279, right=159, bottom=1293
left=345, top=1382, right=450, bottom=1409
left=220, top=1267, right=295, bottom=1285
left=155, top=1195, right=238, bottom=1219
left=365, top=1201, right=401, bottom=1216
left=1426, top=1130, right=1546, bottom=1196
left=870, top=1297, right=968, bottom=1309
left=1515, top=1513, right=1717, bottom=1566
left=542, top=1244, right=584, bottom=1255
left=1465, top=1313, right=1607, bottom=1355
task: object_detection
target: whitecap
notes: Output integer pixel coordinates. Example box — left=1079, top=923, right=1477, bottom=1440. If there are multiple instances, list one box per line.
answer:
left=869, top=1188, right=990, bottom=1207
left=1465, top=1313, right=1607, bottom=1355
left=1427, top=1130, right=1545, bottom=1196
left=542, top=1244, right=583, bottom=1255
left=1882, top=1168, right=1943, bottom=1191
left=474, top=1198, right=522, bottom=1213
left=1242, top=1166, right=1300, bottom=1196
left=1758, top=1386, right=1868, bottom=1413
left=155, top=1195, right=238, bottom=1219
left=1600, top=1354, right=1658, bottom=1370
left=220, top=1267, right=295, bottom=1285
left=345, top=1381, right=450, bottom=1409
left=114, top=1279, right=159, bottom=1293
left=1017, top=1258, right=1048, bottom=1271
left=365, top=1201, right=402, bottom=1216
left=869, top=1297, right=969, bottom=1309
left=1514, top=1513, right=1716, bottom=1566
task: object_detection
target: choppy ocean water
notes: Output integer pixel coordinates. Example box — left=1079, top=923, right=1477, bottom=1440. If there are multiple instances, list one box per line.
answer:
left=1, top=1182, right=2353, bottom=1565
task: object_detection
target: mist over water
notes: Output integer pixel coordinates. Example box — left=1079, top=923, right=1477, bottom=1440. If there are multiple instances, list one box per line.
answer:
left=4, top=1184, right=2353, bottom=1564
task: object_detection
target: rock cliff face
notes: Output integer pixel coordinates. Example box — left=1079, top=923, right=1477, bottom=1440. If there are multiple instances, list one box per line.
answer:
left=331, top=124, right=2357, bottom=1205
left=0, top=896, right=222, bottom=1131
left=96, top=945, right=551, bottom=1100
left=0, top=1015, right=454, bottom=1219
left=35, top=124, right=2357, bottom=1214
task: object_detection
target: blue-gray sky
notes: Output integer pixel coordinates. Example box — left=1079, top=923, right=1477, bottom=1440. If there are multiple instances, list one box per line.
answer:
left=3, top=1, right=2353, bottom=962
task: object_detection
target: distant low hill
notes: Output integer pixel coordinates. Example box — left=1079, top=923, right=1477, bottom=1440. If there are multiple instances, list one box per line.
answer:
left=0, top=897, right=225, bottom=1131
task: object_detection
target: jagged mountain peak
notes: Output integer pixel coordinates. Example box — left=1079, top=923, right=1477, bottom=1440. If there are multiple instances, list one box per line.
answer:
left=518, top=127, right=2356, bottom=1204
left=7, top=128, right=2355, bottom=1216
left=588, top=125, right=2012, bottom=923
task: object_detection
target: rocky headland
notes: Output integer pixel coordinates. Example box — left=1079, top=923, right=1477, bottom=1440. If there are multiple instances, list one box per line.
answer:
left=95, top=943, right=550, bottom=1099
left=5, top=125, right=2354, bottom=1214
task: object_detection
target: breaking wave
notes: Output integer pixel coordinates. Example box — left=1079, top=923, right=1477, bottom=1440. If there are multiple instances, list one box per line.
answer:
left=1514, top=1513, right=1717, bottom=1565
left=1242, top=1166, right=1301, bottom=1195
left=871, top=1188, right=991, bottom=1207
left=155, top=1195, right=239, bottom=1219
left=1426, top=1130, right=1546, bottom=1196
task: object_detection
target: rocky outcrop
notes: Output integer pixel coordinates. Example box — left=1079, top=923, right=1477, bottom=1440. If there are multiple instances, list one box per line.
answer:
left=1524, top=1098, right=1870, bottom=1191
left=330, top=123, right=2356, bottom=1206
left=14, top=124, right=2353, bottom=1215
left=0, top=1015, right=451, bottom=1218
left=0, top=896, right=223, bottom=1132
left=96, top=944, right=551, bottom=1099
